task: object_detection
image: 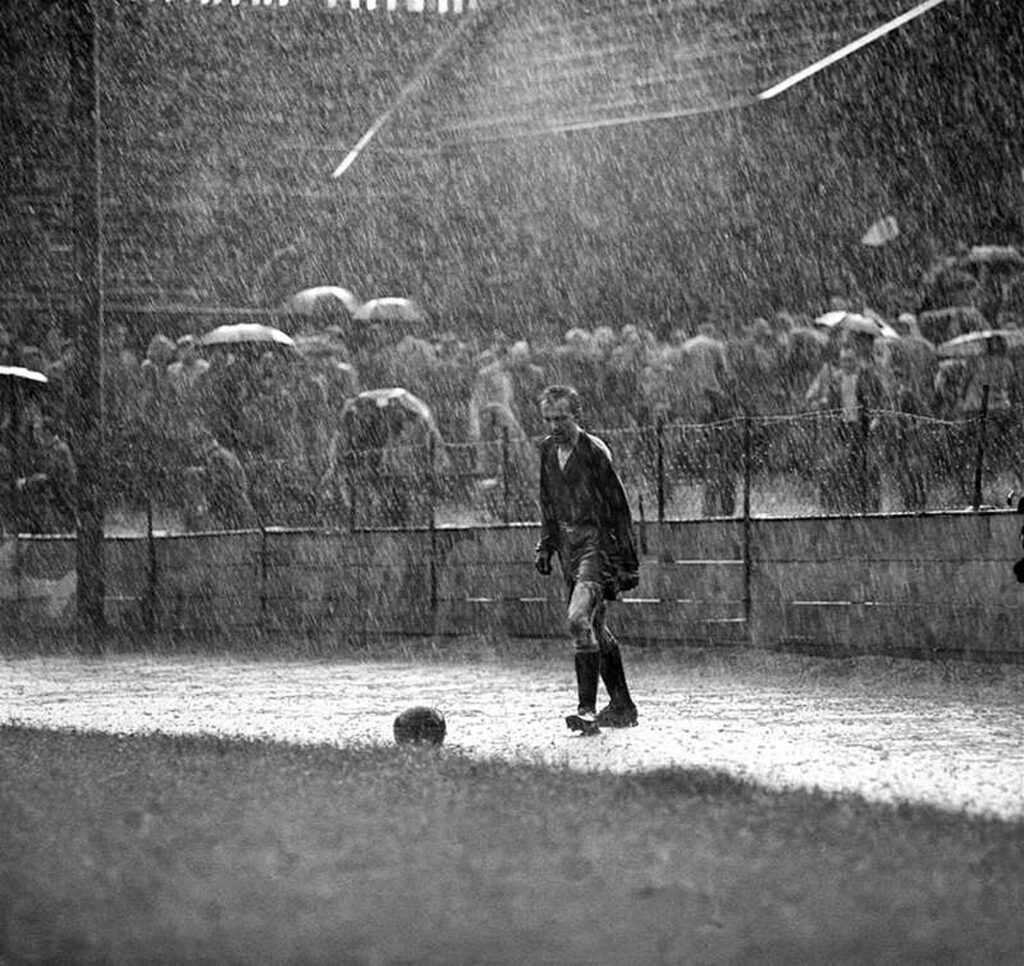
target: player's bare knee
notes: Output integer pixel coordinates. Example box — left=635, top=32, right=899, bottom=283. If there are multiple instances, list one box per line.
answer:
left=567, top=611, right=592, bottom=643
left=571, top=633, right=599, bottom=654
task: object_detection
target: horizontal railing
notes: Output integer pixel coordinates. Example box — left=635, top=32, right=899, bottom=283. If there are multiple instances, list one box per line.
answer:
left=2, top=510, right=1021, bottom=661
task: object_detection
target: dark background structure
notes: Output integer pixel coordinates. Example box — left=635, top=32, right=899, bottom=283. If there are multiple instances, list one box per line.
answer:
left=2, top=0, right=1022, bottom=345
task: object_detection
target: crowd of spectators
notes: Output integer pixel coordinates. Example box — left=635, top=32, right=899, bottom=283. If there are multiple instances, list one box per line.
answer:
left=3, top=249, right=1024, bottom=531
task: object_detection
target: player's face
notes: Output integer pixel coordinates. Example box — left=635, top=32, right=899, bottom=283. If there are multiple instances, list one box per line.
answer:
left=540, top=398, right=579, bottom=443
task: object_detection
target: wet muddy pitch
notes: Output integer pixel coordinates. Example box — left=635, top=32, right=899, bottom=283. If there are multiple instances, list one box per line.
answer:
left=2, top=651, right=1022, bottom=821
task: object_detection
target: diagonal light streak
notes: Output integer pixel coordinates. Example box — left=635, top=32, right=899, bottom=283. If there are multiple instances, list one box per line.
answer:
left=757, top=0, right=947, bottom=101
left=431, top=0, right=949, bottom=144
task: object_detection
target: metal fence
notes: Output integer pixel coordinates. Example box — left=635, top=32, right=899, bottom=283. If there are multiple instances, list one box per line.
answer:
left=169, top=401, right=1021, bottom=533
left=4, top=400, right=1020, bottom=539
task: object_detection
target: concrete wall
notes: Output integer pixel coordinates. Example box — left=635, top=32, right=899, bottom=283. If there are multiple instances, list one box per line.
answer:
left=2, top=511, right=1021, bottom=659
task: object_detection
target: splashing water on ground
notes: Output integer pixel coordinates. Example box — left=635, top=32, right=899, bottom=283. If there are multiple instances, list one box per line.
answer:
left=2, top=653, right=1022, bottom=820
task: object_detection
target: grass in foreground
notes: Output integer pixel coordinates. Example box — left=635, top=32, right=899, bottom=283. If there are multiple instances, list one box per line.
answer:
left=1, top=726, right=1022, bottom=966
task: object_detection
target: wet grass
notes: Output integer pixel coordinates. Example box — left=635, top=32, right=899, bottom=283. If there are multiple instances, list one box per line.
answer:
left=2, top=725, right=1022, bottom=965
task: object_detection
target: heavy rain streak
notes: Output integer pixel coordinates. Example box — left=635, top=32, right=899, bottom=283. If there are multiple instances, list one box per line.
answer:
left=3, top=5, right=1024, bottom=965
left=1, top=0, right=1023, bottom=816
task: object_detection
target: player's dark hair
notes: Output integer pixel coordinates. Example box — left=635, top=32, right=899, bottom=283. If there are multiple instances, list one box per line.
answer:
left=538, top=384, right=581, bottom=415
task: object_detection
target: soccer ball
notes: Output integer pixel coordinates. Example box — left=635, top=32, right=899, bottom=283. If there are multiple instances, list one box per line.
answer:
left=393, top=706, right=446, bottom=746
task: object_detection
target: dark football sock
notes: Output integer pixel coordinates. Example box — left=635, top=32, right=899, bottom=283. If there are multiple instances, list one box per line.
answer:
left=599, top=644, right=635, bottom=709
left=574, top=650, right=600, bottom=713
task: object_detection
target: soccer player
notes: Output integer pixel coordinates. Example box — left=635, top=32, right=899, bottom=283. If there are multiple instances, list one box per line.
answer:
left=534, top=384, right=640, bottom=734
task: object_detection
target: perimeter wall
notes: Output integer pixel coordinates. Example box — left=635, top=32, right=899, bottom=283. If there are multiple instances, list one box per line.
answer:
left=2, top=511, right=1021, bottom=660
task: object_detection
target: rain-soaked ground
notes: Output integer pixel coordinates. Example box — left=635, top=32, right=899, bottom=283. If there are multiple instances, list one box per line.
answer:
left=2, top=651, right=1022, bottom=821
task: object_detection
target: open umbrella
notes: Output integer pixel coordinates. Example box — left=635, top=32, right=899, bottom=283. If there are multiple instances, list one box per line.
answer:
left=813, top=309, right=848, bottom=328
left=281, top=285, right=360, bottom=316
left=956, top=245, right=1024, bottom=273
left=352, top=297, right=426, bottom=323
left=814, top=311, right=899, bottom=340
left=917, top=306, right=987, bottom=344
left=0, top=365, right=48, bottom=384
left=936, top=329, right=1024, bottom=359
left=344, top=387, right=435, bottom=425
left=860, top=214, right=899, bottom=247
left=200, top=322, right=295, bottom=349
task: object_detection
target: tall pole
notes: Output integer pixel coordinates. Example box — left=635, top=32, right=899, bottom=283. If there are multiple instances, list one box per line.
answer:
left=972, top=385, right=990, bottom=510
left=68, top=0, right=106, bottom=652
left=742, top=413, right=753, bottom=632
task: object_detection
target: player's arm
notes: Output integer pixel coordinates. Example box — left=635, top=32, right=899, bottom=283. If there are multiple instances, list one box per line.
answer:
left=592, top=440, right=639, bottom=574
left=535, top=443, right=559, bottom=573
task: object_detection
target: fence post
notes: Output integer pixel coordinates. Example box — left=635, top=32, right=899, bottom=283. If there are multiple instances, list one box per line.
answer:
left=656, top=414, right=665, bottom=523
left=429, top=434, right=438, bottom=616
left=637, top=491, right=648, bottom=555
left=858, top=403, right=871, bottom=514
left=14, top=531, right=23, bottom=622
left=972, top=384, right=990, bottom=510
left=742, top=412, right=753, bottom=634
left=258, top=524, right=268, bottom=632
left=346, top=447, right=356, bottom=532
left=501, top=425, right=510, bottom=524
left=144, top=493, right=156, bottom=634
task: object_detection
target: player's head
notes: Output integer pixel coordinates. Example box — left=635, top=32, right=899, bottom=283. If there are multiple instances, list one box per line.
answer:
left=538, top=384, right=581, bottom=416
left=539, top=384, right=582, bottom=443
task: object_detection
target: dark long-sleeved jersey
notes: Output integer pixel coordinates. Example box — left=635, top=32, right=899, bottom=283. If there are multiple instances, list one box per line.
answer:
left=536, top=431, right=637, bottom=576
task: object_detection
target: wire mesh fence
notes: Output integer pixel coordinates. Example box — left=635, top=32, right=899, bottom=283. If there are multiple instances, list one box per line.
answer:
left=4, top=402, right=1020, bottom=538
left=146, top=403, right=1022, bottom=533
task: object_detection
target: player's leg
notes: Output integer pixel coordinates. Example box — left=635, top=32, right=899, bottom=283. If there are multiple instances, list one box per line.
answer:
left=565, top=578, right=602, bottom=734
left=595, top=613, right=638, bottom=727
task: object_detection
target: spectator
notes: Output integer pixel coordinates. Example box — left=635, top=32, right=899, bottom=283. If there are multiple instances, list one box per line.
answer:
left=468, top=346, right=515, bottom=444
left=806, top=331, right=888, bottom=513
left=3, top=403, right=78, bottom=534
left=474, top=400, right=537, bottom=520
left=885, top=334, right=937, bottom=511
left=166, top=334, right=210, bottom=400
left=504, top=340, right=547, bottom=438
left=959, top=334, right=1019, bottom=486
left=683, top=323, right=738, bottom=517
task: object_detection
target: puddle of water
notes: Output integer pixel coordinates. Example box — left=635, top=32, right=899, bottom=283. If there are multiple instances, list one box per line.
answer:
left=1, top=655, right=1022, bottom=820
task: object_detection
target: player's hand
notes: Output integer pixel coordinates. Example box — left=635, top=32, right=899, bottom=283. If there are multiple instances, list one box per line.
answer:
left=534, top=552, right=552, bottom=576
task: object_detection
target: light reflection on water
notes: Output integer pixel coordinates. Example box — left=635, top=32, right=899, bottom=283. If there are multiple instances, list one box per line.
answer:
left=2, top=655, right=1022, bottom=820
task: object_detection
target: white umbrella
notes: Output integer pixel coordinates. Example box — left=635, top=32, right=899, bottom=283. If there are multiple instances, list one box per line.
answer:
left=281, top=286, right=360, bottom=316
left=345, top=387, right=434, bottom=423
left=0, top=365, right=48, bottom=383
left=814, top=311, right=899, bottom=340
left=861, top=214, right=900, bottom=247
left=813, top=309, right=849, bottom=328
left=200, top=323, right=295, bottom=348
left=937, top=329, right=1024, bottom=359
left=957, top=245, right=1024, bottom=272
left=352, top=297, right=426, bottom=323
